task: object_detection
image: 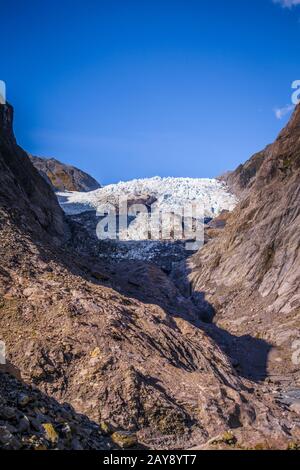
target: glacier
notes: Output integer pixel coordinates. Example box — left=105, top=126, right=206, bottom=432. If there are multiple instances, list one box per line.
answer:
left=57, top=176, right=237, bottom=219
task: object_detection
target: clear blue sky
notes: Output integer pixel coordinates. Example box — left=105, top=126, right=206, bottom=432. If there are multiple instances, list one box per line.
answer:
left=1, top=0, right=299, bottom=184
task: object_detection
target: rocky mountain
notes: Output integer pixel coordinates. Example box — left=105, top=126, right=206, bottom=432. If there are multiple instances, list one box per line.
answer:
left=1, top=101, right=300, bottom=450
left=219, top=151, right=266, bottom=197
left=29, top=155, right=101, bottom=192
left=0, top=105, right=67, bottom=244
left=187, top=104, right=300, bottom=387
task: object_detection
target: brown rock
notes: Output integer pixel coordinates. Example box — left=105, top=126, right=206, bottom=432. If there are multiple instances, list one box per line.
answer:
left=111, top=431, right=137, bottom=449
left=0, top=101, right=299, bottom=450
left=29, top=155, right=101, bottom=192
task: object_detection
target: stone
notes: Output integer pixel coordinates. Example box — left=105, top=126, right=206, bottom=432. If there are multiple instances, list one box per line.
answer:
left=100, top=421, right=114, bottom=435
left=17, top=393, right=31, bottom=408
left=42, top=423, right=59, bottom=444
left=111, top=431, right=137, bottom=449
left=0, top=406, right=15, bottom=420
left=29, top=417, right=43, bottom=432
left=0, top=425, right=21, bottom=448
left=0, top=426, right=13, bottom=445
left=18, top=416, right=30, bottom=433
left=57, top=422, right=72, bottom=439
left=70, top=437, right=83, bottom=450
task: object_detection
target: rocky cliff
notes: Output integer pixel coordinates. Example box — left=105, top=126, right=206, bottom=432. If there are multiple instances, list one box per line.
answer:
left=1, top=102, right=299, bottom=450
left=0, top=104, right=67, bottom=243
left=188, top=104, right=300, bottom=383
left=29, top=155, right=101, bottom=192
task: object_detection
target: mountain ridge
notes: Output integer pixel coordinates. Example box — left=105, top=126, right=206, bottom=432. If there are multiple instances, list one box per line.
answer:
left=1, top=102, right=300, bottom=449
left=29, top=155, right=101, bottom=193
left=187, top=104, right=300, bottom=382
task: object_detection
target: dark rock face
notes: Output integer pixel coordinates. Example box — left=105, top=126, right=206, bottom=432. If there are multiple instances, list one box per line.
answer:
left=0, top=371, right=114, bottom=450
left=29, top=155, right=101, bottom=192
left=219, top=151, right=266, bottom=197
left=1, top=102, right=300, bottom=450
left=0, top=104, right=67, bottom=243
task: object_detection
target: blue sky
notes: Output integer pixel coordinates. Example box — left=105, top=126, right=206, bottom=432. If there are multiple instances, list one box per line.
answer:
left=1, top=0, right=299, bottom=184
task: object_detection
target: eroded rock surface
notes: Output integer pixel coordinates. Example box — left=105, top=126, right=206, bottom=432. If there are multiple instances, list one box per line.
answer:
left=0, top=102, right=300, bottom=449
left=29, top=155, right=101, bottom=192
left=188, top=105, right=300, bottom=387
